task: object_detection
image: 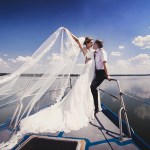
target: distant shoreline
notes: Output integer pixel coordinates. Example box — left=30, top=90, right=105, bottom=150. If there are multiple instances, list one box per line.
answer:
left=0, top=73, right=150, bottom=77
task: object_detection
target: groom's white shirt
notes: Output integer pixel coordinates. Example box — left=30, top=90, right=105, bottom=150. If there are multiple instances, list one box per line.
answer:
left=95, top=48, right=107, bottom=70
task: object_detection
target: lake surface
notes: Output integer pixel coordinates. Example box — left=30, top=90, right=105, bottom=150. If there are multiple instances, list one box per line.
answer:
left=0, top=75, right=150, bottom=144
left=100, top=76, right=150, bottom=145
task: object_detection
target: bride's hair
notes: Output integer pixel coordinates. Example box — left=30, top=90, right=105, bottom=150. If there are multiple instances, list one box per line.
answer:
left=95, top=40, right=103, bottom=48
left=84, top=37, right=93, bottom=45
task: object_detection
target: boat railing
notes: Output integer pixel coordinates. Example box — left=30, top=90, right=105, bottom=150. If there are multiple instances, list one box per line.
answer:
left=98, top=78, right=132, bottom=141
left=98, top=78, right=150, bottom=141
left=0, top=75, right=149, bottom=141
left=7, top=76, right=74, bottom=129
left=0, top=75, right=74, bottom=109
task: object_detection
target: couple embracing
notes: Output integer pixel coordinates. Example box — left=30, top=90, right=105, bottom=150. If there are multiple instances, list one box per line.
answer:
left=70, top=32, right=111, bottom=114
left=19, top=28, right=111, bottom=133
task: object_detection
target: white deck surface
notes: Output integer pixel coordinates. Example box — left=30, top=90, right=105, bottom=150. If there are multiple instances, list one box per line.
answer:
left=62, top=111, right=139, bottom=150
left=0, top=111, right=139, bottom=150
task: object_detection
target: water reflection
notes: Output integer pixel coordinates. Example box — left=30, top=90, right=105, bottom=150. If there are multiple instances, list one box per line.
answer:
left=100, top=76, right=150, bottom=144
left=118, top=76, right=150, bottom=100
left=0, top=76, right=150, bottom=144
left=135, top=105, right=150, bottom=120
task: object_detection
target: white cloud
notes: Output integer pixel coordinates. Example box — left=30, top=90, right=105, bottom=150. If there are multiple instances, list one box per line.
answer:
left=0, top=57, right=9, bottom=72
left=117, top=59, right=130, bottom=66
left=132, top=35, right=150, bottom=49
left=111, top=51, right=122, bottom=56
left=47, top=53, right=63, bottom=63
left=119, top=45, right=125, bottom=49
left=0, top=57, right=7, bottom=65
left=141, top=59, right=150, bottom=65
left=1, top=51, right=150, bottom=74
left=47, top=50, right=77, bottom=64
left=109, top=53, right=150, bottom=74
left=8, top=58, right=17, bottom=63
left=16, top=56, right=32, bottom=62
left=129, top=54, right=150, bottom=62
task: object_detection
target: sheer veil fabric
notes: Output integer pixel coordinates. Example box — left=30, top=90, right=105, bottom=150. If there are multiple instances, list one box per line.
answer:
left=0, top=27, right=95, bottom=149
left=20, top=49, right=95, bottom=133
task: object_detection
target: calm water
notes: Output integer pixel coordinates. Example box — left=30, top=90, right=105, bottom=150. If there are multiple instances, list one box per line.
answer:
left=100, top=76, right=150, bottom=145
left=0, top=76, right=150, bottom=144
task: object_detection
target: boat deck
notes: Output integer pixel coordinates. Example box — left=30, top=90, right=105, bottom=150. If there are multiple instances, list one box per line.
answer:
left=0, top=78, right=149, bottom=149
left=8, top=111, right=139, bottom=150
left=61, top=111, right=138, bottom=150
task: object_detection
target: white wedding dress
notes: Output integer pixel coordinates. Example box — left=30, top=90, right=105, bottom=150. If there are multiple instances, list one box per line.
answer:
left=19, top=50, right=95, bottom=134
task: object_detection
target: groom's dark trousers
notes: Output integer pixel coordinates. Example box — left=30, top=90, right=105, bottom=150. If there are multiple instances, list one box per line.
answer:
left=90, top=69, right=107, bottom=111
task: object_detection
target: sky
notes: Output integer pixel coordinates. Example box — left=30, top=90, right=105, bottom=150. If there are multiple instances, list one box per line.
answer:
left=0, top=0, right=150, bottom=74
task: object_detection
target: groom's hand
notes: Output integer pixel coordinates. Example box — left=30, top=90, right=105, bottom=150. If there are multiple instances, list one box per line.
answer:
left=107, top=75, right=111, bottom=81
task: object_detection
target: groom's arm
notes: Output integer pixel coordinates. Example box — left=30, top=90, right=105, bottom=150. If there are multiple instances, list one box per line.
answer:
left=101, top=50, right=111, bottom=80
left=103, top=61, right=111, bottom=81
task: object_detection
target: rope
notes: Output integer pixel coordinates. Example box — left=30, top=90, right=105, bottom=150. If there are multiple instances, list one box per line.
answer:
left=99, top=89, right=121, bottom=101
left=122, top=92, right=150, bottom=106
left=99, top=89, right=150, bottom=106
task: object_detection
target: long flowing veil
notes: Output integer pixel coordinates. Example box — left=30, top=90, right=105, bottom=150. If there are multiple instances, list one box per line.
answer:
left=0, top=27, right=85, bottom=148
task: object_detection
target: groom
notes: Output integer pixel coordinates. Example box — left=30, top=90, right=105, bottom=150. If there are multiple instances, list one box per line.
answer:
left=91, top=40, right=110, bottom=114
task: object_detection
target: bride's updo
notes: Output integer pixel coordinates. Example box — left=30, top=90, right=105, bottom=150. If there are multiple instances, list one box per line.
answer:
left=84, top=37, right=93, bottom=45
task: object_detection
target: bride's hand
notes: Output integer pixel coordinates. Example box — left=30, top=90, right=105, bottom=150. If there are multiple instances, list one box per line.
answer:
left=62, top=27, right=67, bottom=32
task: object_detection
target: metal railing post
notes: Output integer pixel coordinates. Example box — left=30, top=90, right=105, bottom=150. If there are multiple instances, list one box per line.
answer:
left=9, top=75, right=34, bottom=129
left=9, top=104, right=20, bottom=127
left=111, top=79, right=131, bottom=139
left=118, top=107, right=124, bottom=140
left=69, top=77, right=72, bottom=89
left=97, top=88, right=102, bottom=111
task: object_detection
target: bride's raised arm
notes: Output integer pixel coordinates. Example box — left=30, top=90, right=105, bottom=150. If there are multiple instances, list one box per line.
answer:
left=65, top=29, right=86, bottom=55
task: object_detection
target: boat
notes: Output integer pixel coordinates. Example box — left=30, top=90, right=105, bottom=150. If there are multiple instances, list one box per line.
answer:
left=0, top=76, right=149, bottom=150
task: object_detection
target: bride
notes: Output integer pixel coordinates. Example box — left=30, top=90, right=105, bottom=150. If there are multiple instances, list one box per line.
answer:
left=19, top=30, right=96, bottom=134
